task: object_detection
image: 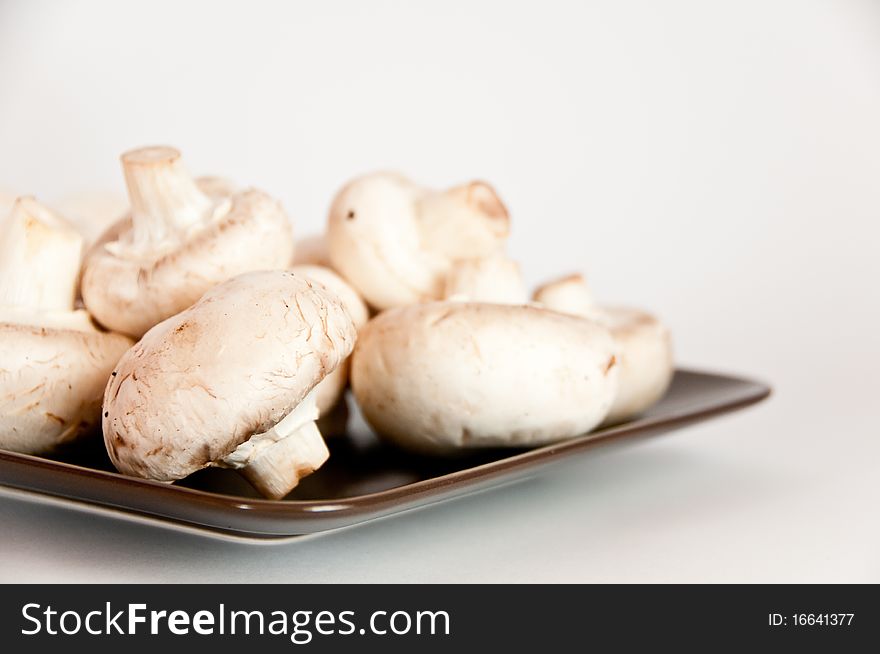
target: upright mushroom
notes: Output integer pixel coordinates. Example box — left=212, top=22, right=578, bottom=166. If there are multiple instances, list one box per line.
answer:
left=0, top=198, right=132, bottom=454
left=81, top=146, right=295, bottom=338
left=103, top=270, right=356, bottom=499
left=533, top=273, right=673, bottom=425
left=351, top=301, right=619, bottom=454
left=326, top=172, right=510, bottom=310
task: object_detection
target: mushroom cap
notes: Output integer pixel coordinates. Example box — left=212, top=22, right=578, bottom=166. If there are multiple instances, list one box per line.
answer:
left=289, top=264, right=369, bottom=417
left=289, top=264, right=369, bottom=329
left=351, top=302, right=619, bottom=454
left=0, top=322, right=132, bottom=454
left=597, top=307, right=674, bottom=425
left=82, top=188, right=295, bottom=338
left=103, top=270, right=356, bottom=482
left=311, top=359, right=350, bottom=417
left=326, top=172, right=510, bottom=310
left=327, top=172, right=437, bottom=309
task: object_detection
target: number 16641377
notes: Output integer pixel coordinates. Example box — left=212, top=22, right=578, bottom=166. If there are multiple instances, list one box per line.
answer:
left=768, top=613, right=854, bottom=626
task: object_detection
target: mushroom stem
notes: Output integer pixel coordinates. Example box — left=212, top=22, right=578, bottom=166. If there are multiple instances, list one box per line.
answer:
left=0, top=197, right=82, bottom=313
left=416, top=181, right=509, bottom=259
left=120, top=146, right=213, bottom=251
left=219, top=387, right=330, bottom=499
left=240, top=421, right=329, bottom=500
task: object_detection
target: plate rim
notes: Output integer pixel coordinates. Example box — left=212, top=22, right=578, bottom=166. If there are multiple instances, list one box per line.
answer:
left=0, top=368, right=771, bottom=537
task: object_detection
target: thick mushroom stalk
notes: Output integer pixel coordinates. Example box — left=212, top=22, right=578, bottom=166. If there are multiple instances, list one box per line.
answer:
left=416, top=181, right=509, bottom=259
left=0, top=197, right=91, bottom=331
left=0, top=198, right=81, bottom=312
left=117, top=146, right=215, bottom=254
left=221, top=389, right=329, bottom=499
left=327, top=172, right=512, bottom=310
left=82, top=146, right=295, bottom=338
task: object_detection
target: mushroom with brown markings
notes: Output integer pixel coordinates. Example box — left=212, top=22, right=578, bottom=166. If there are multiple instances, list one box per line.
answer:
left=102, top=270, right=356, bottom=499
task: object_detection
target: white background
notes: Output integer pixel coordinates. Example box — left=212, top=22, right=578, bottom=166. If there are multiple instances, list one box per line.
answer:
left=1, top=0, right=878, bottom=582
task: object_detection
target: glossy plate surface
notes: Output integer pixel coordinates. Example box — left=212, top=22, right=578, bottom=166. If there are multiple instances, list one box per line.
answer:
left=0, top=369, right=769, bottom=539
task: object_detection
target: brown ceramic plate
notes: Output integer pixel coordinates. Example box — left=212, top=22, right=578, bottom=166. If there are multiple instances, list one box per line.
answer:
left=0, top=369, right=769, bottom=539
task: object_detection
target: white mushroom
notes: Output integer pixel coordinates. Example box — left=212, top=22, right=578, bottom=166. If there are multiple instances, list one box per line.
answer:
left=442, top=254, right=528, bottom=304
left=81, top=146, right=295, bottom=338
left=351, top=301, right=619, bottom=454
left=0, top=198, right=132, bottom=454
left=289, top=263, right=369, bottom=418
left=326, top=172, right=510, bottom=310
left=289, top=264, right=369, bottom=330
left=103, top=270, right=356, bottom=499
left=533, top=273, right=673, bottom=425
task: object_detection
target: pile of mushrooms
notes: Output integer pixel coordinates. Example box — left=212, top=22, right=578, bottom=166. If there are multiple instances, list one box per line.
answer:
left=0, top=148, right=673, bottom=498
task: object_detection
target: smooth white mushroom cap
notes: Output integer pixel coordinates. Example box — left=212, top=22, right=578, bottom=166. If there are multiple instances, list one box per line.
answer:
left=327, top=172, right=510, bottom=310
left=103, top=270, right=356, bottom=487
left=532, top=273, right=673, bottom=424
left=0, top=198, right=132, bottom=454
left=81, top=147, right=295, bottom=338
left=351, top=302, right=619, bottom=454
